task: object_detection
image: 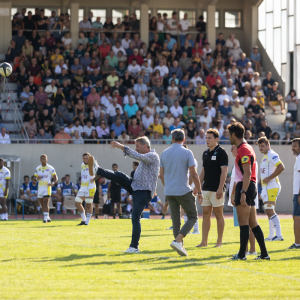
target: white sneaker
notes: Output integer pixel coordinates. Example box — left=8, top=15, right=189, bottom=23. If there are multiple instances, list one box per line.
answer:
left=170, top=240, right=188, bottom=256
left=88, top=155, right=99, bottom=176
left=125, top=247, right=140, bottom=253
left=191, top=229, right=200, bottom=234
left=265, top=237, right=273, bottom=241
left=246, top=251, right=257, bottom=256
left=272, top=236, right=284, bottom=241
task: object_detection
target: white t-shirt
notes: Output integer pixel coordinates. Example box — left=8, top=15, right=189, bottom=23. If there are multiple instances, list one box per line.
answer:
left=218, top=94, right=230, bottom=106
left=260, top=149, right=282, bottom=189
left=142, top=115, right=154, bottom=129
left=80, top=163, right=96, bottom=189
left=167, top=18, right=178, bottom=35
left=154, top=65, right=169, bottom=77
left=35, top=164, right=56, bottom=187
left=157, top=21, right=164, bottom=31
left=0, top=166, right=10, bottom=189
left=79, top=21, right=91, bottom=29
left=64, top=127, right=73, bottom=135
left=293, top=155, right=300, bottom=195
left=121, top=38, right=131, bottom=49
left=61, top=37, right=72, bottom=46
left=54, top=64, right=68, bottom=74
left=170, top=105, right=183, bottom=118
left=112, top=45, right=126, bottom=56
left=101, top=95, right=112, bottom=110
left=199, top=115, right=212, bottom=125
left=190, top=76, right=203, bottom=88
left=241, top=96, right=252, bottom=108
left=72, top=125, right=83, bottom=136
left=106, top=104, right=123, bottom=117
left=127, top=64, right=141, bottom=76
left=206, top=106, right=216, bottom=118
left=250, top=78, right=262, bottom=88
left=225, top=38, right=240, bottom=48
left=195, top=135, right=206, bottom=145
left=179, top=19, right=191, bottom=32
left=83, top=125, right=95, bottom=136
left=123, top=94, right=136, bottom=105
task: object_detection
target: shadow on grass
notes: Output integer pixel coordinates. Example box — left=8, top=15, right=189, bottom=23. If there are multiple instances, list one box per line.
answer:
left=36, top=253, right=106, bottom=262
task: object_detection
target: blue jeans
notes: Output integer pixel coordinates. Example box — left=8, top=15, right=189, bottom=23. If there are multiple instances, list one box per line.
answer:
left=285, top=120, right=296, bottom=132
left=59, top=116, right=73, bottom=126
left=17, top=84, right=22, bottom=98
left=263, top=87, right=269, bottom=97
left=96, top=167, right=151, bottom=249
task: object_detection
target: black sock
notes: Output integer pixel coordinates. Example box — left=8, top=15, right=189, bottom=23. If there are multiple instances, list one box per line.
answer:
left=162, top=214, right=166, bottom=217
left=252, top=225, right=268, bottom=257
left=238, top=225, right=249, bottom=258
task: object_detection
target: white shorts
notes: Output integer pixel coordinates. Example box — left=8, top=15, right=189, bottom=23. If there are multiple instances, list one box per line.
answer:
left=38, top=186, right=51, bottom=198
left=0, top=188, right=8, bottom=198
left=24, top=194, right=38, bottom=202
left=77, top=187, right=96, bottom=199
left=261, top=186, right=281, bottom=203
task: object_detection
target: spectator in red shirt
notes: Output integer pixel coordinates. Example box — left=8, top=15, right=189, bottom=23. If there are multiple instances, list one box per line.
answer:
left=28, top=57, right=41, bottom=76
left=44, top=30, right=56, bottom=50
left=192, top=43, right=203, bottom=58
left=128, top=48, right=144, bottom=66
left=54, top=126, right=72, bottom=144
left=128, top=117, right=141, bottom=138
left=86, top=87, right=101, bottom=111
left=205, top=68, right=222, bottom=90
left=99, top=40, right=111, bottom=63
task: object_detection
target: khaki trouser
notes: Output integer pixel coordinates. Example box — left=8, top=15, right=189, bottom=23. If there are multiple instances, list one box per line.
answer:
left=166, top=191, right=198, bottom=238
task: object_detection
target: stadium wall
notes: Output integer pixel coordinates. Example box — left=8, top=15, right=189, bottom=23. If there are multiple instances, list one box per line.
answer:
left=1, top=144, right=294, bottom=213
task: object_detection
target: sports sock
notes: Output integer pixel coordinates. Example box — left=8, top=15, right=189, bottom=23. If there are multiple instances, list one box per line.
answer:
left=80, top=210, right=87, bottom=222
left=57, top=202, right=62, bottom=211
left=238, top=225, right=249, bottom=258
left=252, top=225, right=268, bottom=257
left=183, top=214, right=187, bottom=224
left=43, top=212, right=49, bottom=221
left=127, top=204, right=132, bottom=212
left=162, top=213, right=165, bottom=217
left=268, top=219, right=275, bottom=238
left=0, top=214, right=2, bottom=220
left=194, top=220, right=199, bottom=231
left=5, top=213, right=8, bottom=220
left=119, top=214, right=123, bottom=219
left=270, top=214, right=282, bottom=237
left=86, top=213, right=92, bottom=225
left=295, top=243, right=300, bottom=246
left=37, top=206, right=40, bottom=211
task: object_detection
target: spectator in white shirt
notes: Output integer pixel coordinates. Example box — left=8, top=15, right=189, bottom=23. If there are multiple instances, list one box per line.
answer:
left=121, top=33, right=131, bottom=49
left=54, top=60, right=68, bottom=75
left=142, top=110, right=154, bottom=129
left=72, top=118, right=84, bottom=137
left=100, top=91, right=112, bottom=111
left=154, top=59, right=169, bottom=78
left=250, top=72, right=262, bottom=89
left=79, top=16, right=92, bottom=31
left=133, top=78, right=148, bottom=97
left=112, top=41, right=126, bottom=56
left=190, top=71, right=203, bottom=88
left=218, top=87, right=230, bottom=106
left=83, top=119, right=95, bottom=138
left=72, top=130, right=84, bottom=144
left=195, top=129, right=206, bottom=145
left=198, top=108, right=212, bottom=128
left=179, top=13, right=191, bottom=45
left=170, top=100, right=183, bottom=118
left=106, top=98, right=123, bottom=124
left=0, top=127, right=11, bottom=144
left=225, top=33, right=240, bottom=50
left=202, top=43, right=212, bottom=59
left=137, top=90, right=148, bottom=109
left=45, top=80, right=57, bottom=98
left=206, top=100, right=216, bottom=118
left=127, top=59, right=141, bottom=80
left=123, top=89, right=137, bottom=104
left=64, top=122, right=73, bottom=136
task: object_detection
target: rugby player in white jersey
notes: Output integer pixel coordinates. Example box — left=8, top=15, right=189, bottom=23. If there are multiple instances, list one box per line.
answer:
left=0, top=158, right=11, bottom=221
left=75, top=153, right=96, bottom=225
left=34, top=154, right=58, bottom=223
left=257, top=137, right=285, bottom=241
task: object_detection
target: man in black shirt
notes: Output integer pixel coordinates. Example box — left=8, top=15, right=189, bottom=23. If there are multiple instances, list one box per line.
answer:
left=196, top=15, right=206, bottom=32
left=262, top=71, right=275, bottom=97
left=23, top=95, right=38, bottom=122
left=28, top=76, right=38, bottom=94
left=268, top=82, right=284, bottom=115
left=22, top=11, right=36, bottom=38
left=108, top=164, right=123, bottom=219
left=17, top=67, right=29, bottom=98
left=258, top=119, right=272, bottom=139
left=36, top=9, right=49, bottom=31
left=198, top=128, right=228, bottom=248
left=38, top=109, right=54, bottom=129
left=103, top=17, right=115, bottom=38
left=131, top=161, right=139, bottom=178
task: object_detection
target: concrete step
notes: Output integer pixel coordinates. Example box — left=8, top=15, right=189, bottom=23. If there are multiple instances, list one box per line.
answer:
left=1, top=92, right=18, bottom=100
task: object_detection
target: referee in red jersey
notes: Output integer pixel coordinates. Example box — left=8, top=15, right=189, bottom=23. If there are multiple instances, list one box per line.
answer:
left=228, top=122, right=270, bottom=260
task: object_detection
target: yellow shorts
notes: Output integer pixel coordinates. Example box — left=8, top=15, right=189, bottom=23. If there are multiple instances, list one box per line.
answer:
left=261, top=187, right=280, bottom=202
left=202, top=190, right=225, bottom=207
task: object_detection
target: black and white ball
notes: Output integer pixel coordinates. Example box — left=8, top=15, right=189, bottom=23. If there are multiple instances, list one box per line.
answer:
left=0, top=62, right=13, bottom=77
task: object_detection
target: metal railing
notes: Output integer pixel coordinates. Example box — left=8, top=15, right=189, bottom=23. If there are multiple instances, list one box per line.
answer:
left=11, top=99, right=29, bottom=141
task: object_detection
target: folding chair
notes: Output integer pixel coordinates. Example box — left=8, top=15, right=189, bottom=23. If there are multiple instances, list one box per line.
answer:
left=63, top=196, right=77, bottom=219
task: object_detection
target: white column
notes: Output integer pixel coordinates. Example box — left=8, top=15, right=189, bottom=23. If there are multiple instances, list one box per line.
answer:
left=206, top=5, right=215, bottom=48
left=0, top=1, right=12, bottom=54
left=140, top=2, right=149, bottom=46
left=70, top=2, right=79, bottom=50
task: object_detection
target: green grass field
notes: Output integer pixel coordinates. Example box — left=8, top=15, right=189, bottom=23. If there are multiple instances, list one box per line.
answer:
left=0, top=218, right=299, bottom=299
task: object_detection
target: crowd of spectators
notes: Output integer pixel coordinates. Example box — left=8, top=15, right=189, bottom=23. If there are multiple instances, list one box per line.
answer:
left=1, top=8, right=295, bottom=144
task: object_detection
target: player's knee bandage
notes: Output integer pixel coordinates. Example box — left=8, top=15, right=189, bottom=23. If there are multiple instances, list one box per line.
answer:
left=85, top=198, right=93, bottom=204
left=264, top=203, right=275, bottom=210
left=75, top=196, right=83, bottom=203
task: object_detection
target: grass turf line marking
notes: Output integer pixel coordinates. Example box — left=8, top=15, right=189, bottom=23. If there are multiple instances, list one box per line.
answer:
left=2, top=236, right=300, bottom=283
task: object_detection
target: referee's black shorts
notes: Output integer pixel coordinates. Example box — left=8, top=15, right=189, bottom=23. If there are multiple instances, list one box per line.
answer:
left=111, top=193, right=121, bottom=203
left=93, top=188, right=99, bottom=204
left=235, top=181, right=257, bottom=207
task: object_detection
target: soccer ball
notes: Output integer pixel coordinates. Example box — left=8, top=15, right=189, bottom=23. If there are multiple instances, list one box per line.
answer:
left=0, top=62, right=13, bottom=77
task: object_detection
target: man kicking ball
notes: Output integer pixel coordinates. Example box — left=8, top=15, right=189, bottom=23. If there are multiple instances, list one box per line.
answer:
left=88, top=137, right=160, bottom=253
left=257, top=137, right=285, bottom=241
left=76, top=153, right=96, bottom=226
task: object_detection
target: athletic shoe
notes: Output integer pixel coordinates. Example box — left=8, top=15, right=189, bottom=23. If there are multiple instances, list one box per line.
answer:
left=166, top=226, right=173, bottom=230
left=47, top=219, right=51, bottom=222
left=43, top=220, right=47, bottom=223
left=170, top=240, right=188, bottom=256
left=272, top=236, right=284, bottom=241
left=254, top=255, right=270, bottom=260
left=161, top=216, right=165, bottom=219
left=95, top=215, right=98, bottom=219
left=191, top=229, right=200, bottom=234
left=231, top=254, right=247, bottom=260
left=246, top=251, right=257, bottom=256
left=264, top=237, right=273, bottom=241
left=287, top=243, right=300, bottom=249
left=88, top=155, right=99, bottom=176
left=57, top=211, right=62, bottom=214
left=77, top=221, right=87, bottom=226
left=125, top=247, right=140, bottom=253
